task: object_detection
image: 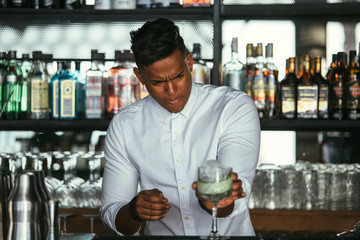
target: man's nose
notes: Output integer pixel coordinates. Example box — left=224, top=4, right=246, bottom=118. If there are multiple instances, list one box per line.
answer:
left=165, top=81, right=176, bottom=96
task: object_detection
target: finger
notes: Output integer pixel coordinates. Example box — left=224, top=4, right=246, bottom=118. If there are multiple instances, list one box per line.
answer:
left=192, top=182, right=197, bottom=190
left=232, top=172, right=238, bottom=181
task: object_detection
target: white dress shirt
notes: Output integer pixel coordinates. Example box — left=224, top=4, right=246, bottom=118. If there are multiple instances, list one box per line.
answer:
left=100, top=82, right=260, bottom=236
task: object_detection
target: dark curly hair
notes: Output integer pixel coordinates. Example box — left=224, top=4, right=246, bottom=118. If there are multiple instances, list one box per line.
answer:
left=130, top=18, right=187, bottom=69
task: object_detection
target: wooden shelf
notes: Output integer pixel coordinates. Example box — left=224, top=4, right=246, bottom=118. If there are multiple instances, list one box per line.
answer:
left=250, top=209, right=360, bottom=234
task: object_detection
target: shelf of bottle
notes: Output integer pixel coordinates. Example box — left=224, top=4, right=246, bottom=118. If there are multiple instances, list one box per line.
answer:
left=0, top=119, right=359, bottom=131
left=0, top=7, right=214, bottom=23
left=221, top=2, right=360, bottom=21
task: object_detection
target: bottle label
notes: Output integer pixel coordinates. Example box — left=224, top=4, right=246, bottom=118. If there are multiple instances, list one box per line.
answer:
left=60, top=79, right=76, bottom=118
left=192, top=65, right=207, bottom=84
left=120, top=76, right=137, bottom=108
left=6, top=75, right=17, bottom=83
left=86, top=76, right=103, bottom=117
left=31, top=79, right=49, bottom=113
left=331, top=79, right=343, bottom=111
left=224, top=70, right=243, bottom=91
left=297, top=85, right=318, bottom=118
left=281, top=86, right=295, bottom=118
left=344, top=78, right=360, bottom=118
left=52, top=80, right=59, bottom=118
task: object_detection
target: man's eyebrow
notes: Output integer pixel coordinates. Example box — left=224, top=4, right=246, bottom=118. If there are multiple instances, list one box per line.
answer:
left=170, top=71, right=184, bottom=80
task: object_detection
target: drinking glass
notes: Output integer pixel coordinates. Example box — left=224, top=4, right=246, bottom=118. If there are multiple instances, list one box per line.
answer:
left=197, top=160, right=233, bottom=240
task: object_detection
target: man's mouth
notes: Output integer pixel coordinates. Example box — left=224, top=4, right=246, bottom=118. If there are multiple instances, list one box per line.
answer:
left=167, top=97, right=181, bottom=104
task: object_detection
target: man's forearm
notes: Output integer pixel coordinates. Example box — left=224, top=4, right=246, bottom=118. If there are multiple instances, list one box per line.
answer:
left=115, top=203, right=143, bottom=235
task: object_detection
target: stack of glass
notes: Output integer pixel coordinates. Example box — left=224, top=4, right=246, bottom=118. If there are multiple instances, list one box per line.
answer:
left=248, top=162, right=360, bottom=211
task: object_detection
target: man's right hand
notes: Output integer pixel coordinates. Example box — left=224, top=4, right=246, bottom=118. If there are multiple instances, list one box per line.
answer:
left=136, top=189, right=171, bottom=221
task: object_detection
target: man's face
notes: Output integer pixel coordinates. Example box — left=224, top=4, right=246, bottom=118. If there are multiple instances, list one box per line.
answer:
left=134, top=49, right=193, bottom=113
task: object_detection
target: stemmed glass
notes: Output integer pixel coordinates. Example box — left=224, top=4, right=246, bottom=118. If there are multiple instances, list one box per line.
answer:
left=197, top=160, right=233, bottom=240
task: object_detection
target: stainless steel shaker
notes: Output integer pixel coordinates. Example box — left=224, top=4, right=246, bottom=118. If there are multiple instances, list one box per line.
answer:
left=0, top=154, right=13, bottom=240
left=47, top=200, right=60, bottom=240
left=7, top=171, right=42, bottom=240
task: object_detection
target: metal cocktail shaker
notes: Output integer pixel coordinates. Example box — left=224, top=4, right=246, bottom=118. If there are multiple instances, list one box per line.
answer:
left=0, top=154, right=13, bottom=240
left=7, top=171, right=42, bottom=240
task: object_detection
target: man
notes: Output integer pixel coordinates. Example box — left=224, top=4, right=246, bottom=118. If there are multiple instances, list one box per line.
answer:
left=100, top=18, right=260, bottom=236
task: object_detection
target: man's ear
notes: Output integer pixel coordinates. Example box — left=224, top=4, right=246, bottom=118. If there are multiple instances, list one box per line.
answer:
left=187, top=52, right=193, bottom=72
left=133, top=67, right=143, bottom=85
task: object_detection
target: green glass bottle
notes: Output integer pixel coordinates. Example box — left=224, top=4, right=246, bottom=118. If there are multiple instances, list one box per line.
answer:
left=4, top=50, right=22, bottom=120
left=20, top=53, right=32, bottom=119
left=0, top=52, right=7, bottom=114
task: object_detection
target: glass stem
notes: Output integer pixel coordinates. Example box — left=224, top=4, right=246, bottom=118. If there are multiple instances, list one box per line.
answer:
left=211, top=205, right=218, bottom=235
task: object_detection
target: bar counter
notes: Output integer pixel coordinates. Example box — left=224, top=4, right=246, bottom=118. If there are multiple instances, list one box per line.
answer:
left=60, top=234, right=351, bottom=240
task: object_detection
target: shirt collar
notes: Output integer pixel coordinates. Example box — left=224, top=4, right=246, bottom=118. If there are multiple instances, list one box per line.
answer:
left=150, top=81, right=198, bottom=121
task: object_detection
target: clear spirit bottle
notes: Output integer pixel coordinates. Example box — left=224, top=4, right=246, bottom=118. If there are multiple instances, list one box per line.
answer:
left=222, top=37, right=245, bottom=91
left=108, top=50, right=124, bottom=119
left=86, top=51, right=104, bottom=119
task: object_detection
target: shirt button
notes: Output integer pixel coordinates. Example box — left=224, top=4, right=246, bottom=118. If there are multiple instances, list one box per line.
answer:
left=181, top=186, right=185, bottom=190
left=174, top=131, right=179, bottom=136
left=184, top=216, right=189, bottom=220
left=176, top=159, right=180, bottom=163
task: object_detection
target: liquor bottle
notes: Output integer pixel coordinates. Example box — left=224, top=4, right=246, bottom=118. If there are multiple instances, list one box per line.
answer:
left=297, top=54, right=318, bottom=119
left=279, top=57, right=298, bottom=119
left=74, top=61, right=86, bottom=119
left=119, top=50, right=140, bottom=109
left=20, top=53, right=32, bottom=119
left=222, top=37, right=245, bottom=91
left=107, top=50, right=124, bottom=119
left=314, top=56, right=329, bottom=119
left=50, top=61, right=63, bottom=120
left=136, top=0, right=151, bottom=8
left=3, top=50, right=22, bottom=120
left=28, top=51, right=50, bottom=120
left=252, top=43, right=266, bottom=118
left=191, top=43, right=209, bottom=84
left=344, top=50, right=360, bottom=120
left=59, top=61, right=78, bottom=120
left=264, top=43, right=279, bottom=119
left=0, top=52, right=7, bottom=113
left=99, top=52, right=109, bottom=118
left=85, top=51, right=104, bottom=119
left=296, top=56, right=304, bottom=80
left=183, top=0, right=211, bottom=7
left=151, top=0, right=180, bottom=8
left=244, top=43, right=255, bottom=98
left=330, top=52, right=347, bottom=120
